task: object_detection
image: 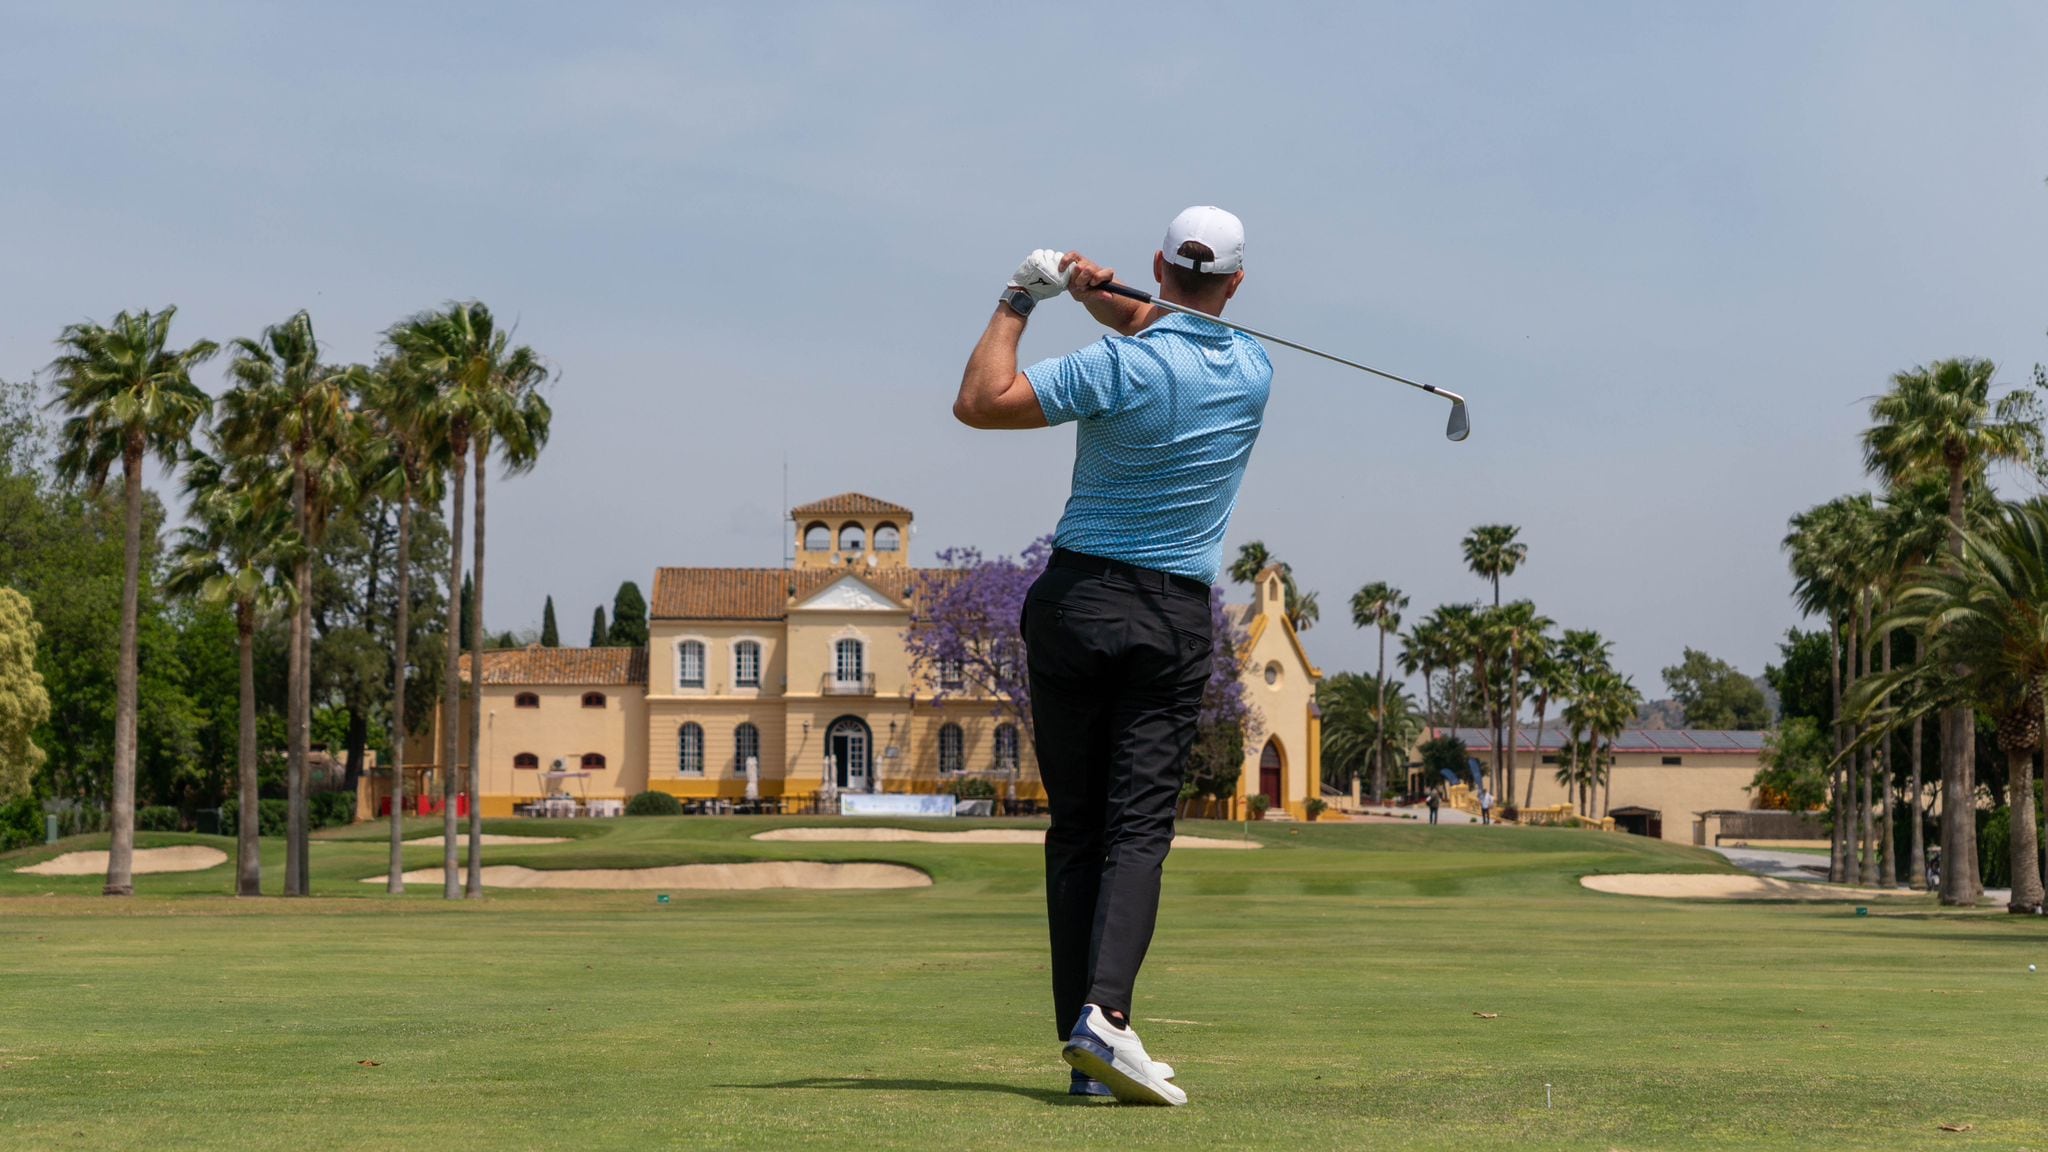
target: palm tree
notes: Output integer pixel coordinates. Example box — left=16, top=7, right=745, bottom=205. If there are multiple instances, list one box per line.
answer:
left=1494, top=600, right=1553, bottom=808
left=1461, top=524, right=1526, bottom=609
left=1397, top=617, right=1441, bottom=729
left=1466, top=607, right=1510, bottom=795
left=1521, top=637, right=1565, bottom=809
left=219, top=312, right=354, bottom=897
left=357, top=358, right=443, bottom=893
left=46, top=307, right=218, bottom=897
left=1786, top=494, right=1881, bottom=883
left=1864, top=357, right=2042, bottom=906
left=167, top=447, right=293, bottom=896
left=1554, top=630, right=1614, bottom=815
left=1873, top=499, right=2048, bottom=911
left=1318, top=673, right=1420, bottom=795
left=1877, top=477, right=1959, bottom=890
left=391, top=301, right=551, bottom=898
left=1580, top=669, right=1642, bottom=818
left=1349, top=581, right=1408, bottom=800
left=1431, top=604, right=1479, bottom=731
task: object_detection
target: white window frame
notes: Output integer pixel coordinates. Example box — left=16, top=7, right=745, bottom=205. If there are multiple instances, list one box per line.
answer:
left=676, top=639, right=706, bottom=690
left=993, top=723, right=1019, bottom=772
left=734, top=722, right=760, bottom=775
left=678, top=723, right=704, bottom=776
left=834, top=637, right=865, bottom=685
left=939, top=656, right=964, bottom=691
left=938, top=723, right=964, bottom=775
left=733, top=639, right=762, bottom=689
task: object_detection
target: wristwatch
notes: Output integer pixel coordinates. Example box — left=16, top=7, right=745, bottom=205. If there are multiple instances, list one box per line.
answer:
left=1001, top=287, right=1036, bottom=318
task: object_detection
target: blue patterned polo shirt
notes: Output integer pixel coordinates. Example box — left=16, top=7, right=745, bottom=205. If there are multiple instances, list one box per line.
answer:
left=1025, top=311, right=1272, bottom=585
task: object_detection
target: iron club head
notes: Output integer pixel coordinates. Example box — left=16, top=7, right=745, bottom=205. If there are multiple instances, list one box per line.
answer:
left=1445, top=400, right=1470, bottom=442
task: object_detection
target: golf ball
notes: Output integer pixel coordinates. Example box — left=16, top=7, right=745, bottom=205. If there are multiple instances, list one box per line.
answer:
left=2030, top=964, right=2038, bottom=973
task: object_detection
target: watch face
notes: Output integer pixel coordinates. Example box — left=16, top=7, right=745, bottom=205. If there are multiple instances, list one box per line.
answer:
left=1005, top=289, right=1035, bottom=316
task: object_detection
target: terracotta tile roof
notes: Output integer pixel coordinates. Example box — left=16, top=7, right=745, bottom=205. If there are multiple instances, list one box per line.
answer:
left=652, top=567, right=942, bottom=619
left=789, top=492, right=913, bottom=518
left=458, top=646, right=648, bottom=686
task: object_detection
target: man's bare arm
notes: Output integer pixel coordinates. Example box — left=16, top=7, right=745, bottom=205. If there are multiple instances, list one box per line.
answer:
left=954, top=303, right=1048, bottom=430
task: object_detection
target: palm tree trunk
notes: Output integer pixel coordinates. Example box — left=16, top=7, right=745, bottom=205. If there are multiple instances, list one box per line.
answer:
left=284, top=456, right=308, bottom=898
left=1524, top=697, right=1546, bottom=810
left=1856, top=597, right=1873, bottom=885
left=1941, top=462, right=1979, bottom=905
left=441, top=441, right=468, bottom=900
left=1844, top=607, right=1863, bottom=886
left=296, top=531, right=314, bottom=893
left=466, top=438, right=487, bottom=898
left=1446, top=664, right=1462, bottom=732
left=2006, top=742, right=2044, bottom=913
left=1909, top=715, right=1926, bottom=889
left=388, top=472, right=412, bottom=894
left=1878, top=630, right=1895, bottom=889
left=1505, top=648, right=1524, bottom=813
left=236, top=600, right=261, bottom=896
left=1372, top=626, right=1388, bottom=801
left=1420, top=660, right=1436, bottom=731
left=1827, top=612, right=1846, bottom=883
left=104, top=442, right=145, bottom=898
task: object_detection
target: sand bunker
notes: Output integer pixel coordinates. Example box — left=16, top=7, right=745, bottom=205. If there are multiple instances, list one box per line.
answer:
left=16, top=846, right=227, bottom=877
left=1582, top=873, right=1914, bottom=900
left=752, top=827, right=1260, bottom=850
left=366, top=861, right=929, bottom=891
left=402, top=834, right=568, bottom=846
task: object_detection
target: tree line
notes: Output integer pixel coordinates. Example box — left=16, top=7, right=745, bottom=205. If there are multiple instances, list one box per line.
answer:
left=2, top=301, right=557, bottom=900
left=1785, top=356, right=2048, bottom=909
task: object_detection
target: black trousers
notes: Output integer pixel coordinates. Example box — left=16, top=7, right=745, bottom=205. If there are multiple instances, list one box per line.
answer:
left=1023, top=549, right=1212, bottom=1039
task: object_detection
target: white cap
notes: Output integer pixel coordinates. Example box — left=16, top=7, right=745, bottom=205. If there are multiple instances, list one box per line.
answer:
left=1161, top=205, right=1245, bottom=274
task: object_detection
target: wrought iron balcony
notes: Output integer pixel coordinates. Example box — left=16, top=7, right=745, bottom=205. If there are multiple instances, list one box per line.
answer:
left=821, top=673, right=877, bottom=696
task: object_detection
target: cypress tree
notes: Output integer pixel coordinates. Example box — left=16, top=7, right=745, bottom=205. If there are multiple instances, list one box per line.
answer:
left=589, top=606, right=608, bottom=647
left=540, top=596, right=559, bottom=647
left=609, top=581, right=649, bottom=647
left=459, top=574, right=475, bottom=646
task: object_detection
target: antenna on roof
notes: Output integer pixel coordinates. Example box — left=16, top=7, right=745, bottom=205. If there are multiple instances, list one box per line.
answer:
left=781, top=454, right=793, bottom=569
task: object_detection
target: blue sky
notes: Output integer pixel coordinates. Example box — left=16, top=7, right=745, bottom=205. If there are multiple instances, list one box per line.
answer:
left=4, top=3, right=2046, bottom=695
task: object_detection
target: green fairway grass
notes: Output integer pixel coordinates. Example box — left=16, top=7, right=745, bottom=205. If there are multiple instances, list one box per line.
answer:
left=1, top=818, right=2041, bottom=1150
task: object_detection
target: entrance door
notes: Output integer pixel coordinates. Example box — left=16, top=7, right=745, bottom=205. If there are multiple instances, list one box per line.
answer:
left=828, top=716, right=870, bottom=792
left=1258, top=739, right=1284, bottom=802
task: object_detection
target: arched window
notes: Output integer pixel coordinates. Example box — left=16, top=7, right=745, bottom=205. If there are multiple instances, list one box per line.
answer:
left=734, top=722, right=760, bottom=774
left=514, top=692, right=540, bottom=709
left=874, top=523, right=901, bottom=552
left=993, top=723, right=1019, bottom=772
left=938, top=723, right=964, bottom=774
left=734, top=640, right=762, bottom=688
left=678, top=723, right=704, bottom=776
left=581, top=691, right=607, bottom=709
left=838, top=523, right=865, bottom=552
left=834, top=638, right=865, bottom=684
left=513, top=752, right=539, bottom=770
left=677, top=640, right=705, bottom=688
left=581, top=752, right=607, bottom=771
left=803, top=521, right=831, bottom=551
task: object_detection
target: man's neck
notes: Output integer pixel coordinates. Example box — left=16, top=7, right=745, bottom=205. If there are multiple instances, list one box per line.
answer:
left=1155, top=288, right=1230, bottom=317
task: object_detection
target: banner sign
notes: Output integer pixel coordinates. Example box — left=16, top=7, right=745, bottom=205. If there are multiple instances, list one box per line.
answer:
left=840, top=793, right=957, bottom=818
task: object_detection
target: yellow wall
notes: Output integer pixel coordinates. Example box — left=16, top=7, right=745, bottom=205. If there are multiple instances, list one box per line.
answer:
left=1503, top=747, right=1761, bottom=842
left=465, top=683, right=648, bottom=816
left=1237, top=569, right=1322, bottom=818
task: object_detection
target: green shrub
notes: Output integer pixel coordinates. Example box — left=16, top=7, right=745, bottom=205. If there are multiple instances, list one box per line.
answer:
left=0, top=795, right=39, bottom=847
left=946, top=776, right=998, bottom=800
left=310, top=792, right=356, bottom=829
left=1304, top=797, right=1327, bottom=821
left=220, top=797, right=289, bottom=838
left=1249, top=793, right=1271, bottom=818
left=625, top=790, right=682, bottom=816
left=136, top=806, right=182, bottom=832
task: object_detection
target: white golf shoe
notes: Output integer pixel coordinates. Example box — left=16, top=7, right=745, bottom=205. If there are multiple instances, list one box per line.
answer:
left=1061, top=1005, right=1187, bottom=1106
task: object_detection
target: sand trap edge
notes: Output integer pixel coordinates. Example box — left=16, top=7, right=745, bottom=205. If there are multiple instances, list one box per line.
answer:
left=361, top=860, right=931, bottom=891
left=15, top=846, right=228, bottom=877
left=1580, top=873, right=1915, bottom=900
left=752, top=827, right=1260, bottom=850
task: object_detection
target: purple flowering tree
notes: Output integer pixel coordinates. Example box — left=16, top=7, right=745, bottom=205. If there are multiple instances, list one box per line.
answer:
left=906, top=535, right=1052, bottom=751
left=906, top=535, right=1260, bottom=806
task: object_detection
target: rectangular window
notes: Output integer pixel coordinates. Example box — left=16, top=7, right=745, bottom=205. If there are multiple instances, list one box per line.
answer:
left=1541, top=754, right=1559, bottom=765
left=678, top=641, right=705, bottom=689
left=835, top=639, right=864, bottom=684
left=940, top=657, right=963, bottom=691
left=1661, top=755, right=1683, bottom=766
left=735, top=642, right=761, bottom=688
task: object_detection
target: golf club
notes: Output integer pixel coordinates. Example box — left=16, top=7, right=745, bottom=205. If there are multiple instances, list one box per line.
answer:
left=1093, top=281, right=1471, bottom=442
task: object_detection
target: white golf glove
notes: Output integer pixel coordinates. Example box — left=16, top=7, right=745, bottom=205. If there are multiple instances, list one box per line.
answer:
left=1007, top=249, right=1072, bottom=301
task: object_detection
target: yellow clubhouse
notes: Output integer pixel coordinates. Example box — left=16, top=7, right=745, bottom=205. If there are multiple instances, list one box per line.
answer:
left=391, top=494, right=1324, bottom=820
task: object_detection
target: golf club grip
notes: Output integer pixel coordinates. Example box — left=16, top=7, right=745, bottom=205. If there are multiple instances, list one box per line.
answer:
left=1095, top=281, right=1153, bottom=304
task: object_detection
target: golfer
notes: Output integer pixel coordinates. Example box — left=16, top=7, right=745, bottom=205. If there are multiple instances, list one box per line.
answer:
left=953, top=206, right=1270, bottom=1106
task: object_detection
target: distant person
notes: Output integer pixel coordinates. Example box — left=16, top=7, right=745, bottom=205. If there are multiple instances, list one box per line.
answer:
left=1478, top=786, right=1494, bottom=826
left=1426, top=784, right=1442, bottom=825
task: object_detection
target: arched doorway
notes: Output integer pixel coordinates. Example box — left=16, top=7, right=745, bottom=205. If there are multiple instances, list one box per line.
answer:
left=827, top=715, right=872, bottom=792
left=1258, top=738, right=1284, bottom=803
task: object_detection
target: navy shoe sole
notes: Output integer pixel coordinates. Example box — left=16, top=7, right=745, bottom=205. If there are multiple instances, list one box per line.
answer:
left=1068, top=1073, right=1113, bottom=1098
left=1061, top=1035, right=1179, bottom=1106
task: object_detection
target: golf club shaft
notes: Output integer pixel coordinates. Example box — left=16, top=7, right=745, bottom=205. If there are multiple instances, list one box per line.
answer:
left=1093, top=281, right=1466, bottom=406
